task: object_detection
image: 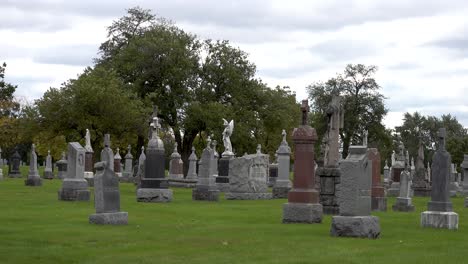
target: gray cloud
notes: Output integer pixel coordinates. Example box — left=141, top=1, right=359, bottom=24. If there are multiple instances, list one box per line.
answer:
left=32, top=44, right=99, bottom=66
left=309, top=39, right=377, bottom=61
left=385, top=62, right=421, bottom=71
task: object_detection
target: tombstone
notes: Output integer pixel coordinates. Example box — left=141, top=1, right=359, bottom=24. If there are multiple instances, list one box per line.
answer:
left=282, top=100, right=323, bottom=224
left=330, top=145, right=380, bottom=239
left=89, top=134, right=128, bottom=225
left=192, top=139, right=220, bottom=201
left=136, top=115, right=173, bottom=202
left=135, top=146, right=146, bottom=187
left=388, top=141, right=406, bottom=196
left=212, top=140, right=219, bottom=178
left=8, top=148, right=21, bottom=178
left=461, top=155, right=468, bottom=206
left=273, top=129, right=292, bottom=198
left=392, top=162, right=415, bottom=212
left=121, top=145, right=133, bottom=183
left=369, top=148, right=387, bottom=211
left=217, top=119, right=235, bottom=191
left=58, top=142, right=90, bottom=201
left=412, top=137, right=431, bottom=196
left=168, top=143, right=184, bottom=181
left=25, top=144, right=42, bottom=186
left=449, top=163, right=461, bottom=196
left=383, top=160, right=390, bottom=187
left=43, top=150, right=54, bottom=179
left=421, top=128, right=458, bottom=230
left=268, top=162, right=278, bottom=187
left=56, top=152, right=68, bottom=180
left=186, top=147, right=198, bottom=180
left=426, top=162, right=432, bottom=182
left=0, top=148, right=3, bottom=180
left=114, top=147, right=122, bottom=178
left=84, top=129, right=95, bottom=186
left=226, top=145, right=272, bottom=200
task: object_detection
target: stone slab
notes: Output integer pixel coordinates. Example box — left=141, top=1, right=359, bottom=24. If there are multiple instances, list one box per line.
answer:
left=216, top=182, right=230, bottom=192
left=43, top=171, right=54, bottom=179
left=272, top=186, right=290, bottom=199
left=58, top=188, right=90, bottom=201
left=392, top=197, right=415, bottom=212
left=420, top=211, right=458, bottom=230
left=225, top=192, right=272, bottom=200
left=371, top=197, right=387, bottom=212
left=330, top=215, right=381, bottom=239
left=25, top=177, right=42, bottom=186
left=282, top=203, right=322, bottom=224
left=8, top=172, right=22, bottom=178
left=168, top=178, right=197, bottom=188
left=413, top=188, right=432, bottom=197
left=136, top=188, right=173, bottom=203
left=89, top=212, right=128, bottom=225
left=192, top=189, right=220, bottom=201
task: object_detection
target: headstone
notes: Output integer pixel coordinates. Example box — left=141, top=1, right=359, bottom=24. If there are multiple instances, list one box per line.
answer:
left=330, top=146, right=380, bottom=239
left=449, top=163, right=461, bottom=196
left=273, top=129, right=292, bottom=198
left=388, top=141, right=406, bottom=196
left=135, top=146, right=146, bottom=187
left=8, top=148, right=21, bottom=178
left=217, top=120, right=235, bottom=191
left=137, top=115, right=173, bottom=202
left=121, top=145, right=133, bottom=182
left=84, top=129, right=95, bottom=186
left=421, top=128, right=458, bottom=230
left=426, top=162, right=431, bottom=182
left=369, top=148, right=387, bottom=211
left=58, top=142, right=90, bottom=201
left=282, top=100, right=323, bottom=224
left=89, top=134, right=128, bottom=225
left=192, top=139, right=220, bottom=201
left=461, top=155, right=468, bottom=206
left=225, top=145, right=272, bottom=200
left=114, top=147, right=122, bottom=178
left=392, top=162, right=415, bottom=212
left=383, top=160, right=390, bottom=187
left=212, top=140, right=219, bottom=178
left=186, top=147, right=198, bottom=180
left=412, top=137, right=431, bottom=196
left=168, top=143, right=184, bottom=180
left=56, top=152, right=68, bottom=180
left=25, top=144, right=42, bottom=186
left=268, top=163, right=278, bottom=187
left=43, top=150, right=54, bottom=179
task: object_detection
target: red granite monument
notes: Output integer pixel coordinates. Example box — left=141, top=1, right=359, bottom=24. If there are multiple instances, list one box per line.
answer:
left=369, top=148, right=387, bottom=211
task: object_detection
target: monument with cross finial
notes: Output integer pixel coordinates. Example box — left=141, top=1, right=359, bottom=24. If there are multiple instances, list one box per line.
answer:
left=121, top=145, right=134, bottom=182
left=25, top=144, right=42, bottom=186
left=43, top=150, right=54, bottom=179
left=168, top=142, right=184, bottom=181
left=84, top=128, right=95, bottom=186
left=273, top=129, right=292, bottom=198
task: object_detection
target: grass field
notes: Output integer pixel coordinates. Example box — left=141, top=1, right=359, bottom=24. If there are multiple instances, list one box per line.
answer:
left=0, top=167, right=467, bottom=264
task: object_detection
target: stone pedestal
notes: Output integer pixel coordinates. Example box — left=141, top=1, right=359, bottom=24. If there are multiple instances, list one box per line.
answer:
left=192, top=188, right=219, bottom=201
left=58, top=142, right=90, bottom=201
left=25, top=145, right=42, bottom=186
left=283, top=203, right=323, bottom=223
left=392, top=197, right=415, bottom=212
left=56, top=154, right=67, bottom=180
left=371, top=197, right=387, bottom=211
left=273, top=133, right=292, bottom=199
left=193, top=141, right=220, bottom=202
left=216, top=156, right=231, bottom=192
left=137, top=188, right=173, bottom=202
left=421, top=211, right=458, bottom=230
left=43, top=170, right=54, bottom=179
left=25, top=176, right=42, bottom=186
left=317, top=166, right=341, bottom=215
left=330, top=216, right=380, bottom=239
left=273, top=187, right=290, bottom=199
left=89, top=212, right=128, bottom=225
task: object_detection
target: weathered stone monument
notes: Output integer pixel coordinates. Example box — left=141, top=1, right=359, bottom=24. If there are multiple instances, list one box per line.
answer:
left=43, top=150, right=54, bottom=179
left=217, top=119, right=235, bottom=191
left=383, top=160, right=390, bottom=188
left=388, top=141, right=406, bottom=196
left=392, top=160, right=415, bottom=212
left=369, top=148, right=387, bottom=211
left=412, top=131, right=431, bottom=196
left=449, top=163, right=461, bottom=197
left=168, top=143, right=184, bottom=181
left=226, top=145, right=272, bottom=200
left=272, top=129, right=292, bottom=198
left=192, top=138, right=220, bottom=201
left=56, top=152, right=67, bottom=180
left=135, top=146, right=146, bottom=187
left=186, top=147, right=198, bottom=180
left=282, top=100, right=323, bottom=224
left=25, top=144, right=42, bottom=186
left=58, top=142, right=90, bottom=201
left=8, top=148, right=21, bottom=178
left=421, top=128, right=458, bottom=229
left=137, top=115, right=173, bottom=202
left=212, top=140, right=219, bottom=178
left=330, top=145, right=380, bottom=239
left=268, top=162, right=278, bottom=187
left=114, top=148, right=122, bottom=178
left=317, top=94, right=343, bottom=215
left=84, top=129, right=94, bottom=186
left=461, top=155, right=468, bottom=206
left=89, top=134, right=128, bottom=225
left=121, top=145, right=133, bottom=182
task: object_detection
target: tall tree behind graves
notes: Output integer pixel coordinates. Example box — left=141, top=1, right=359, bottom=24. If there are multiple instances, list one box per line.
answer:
left=307, top=64, right=391, bottom=159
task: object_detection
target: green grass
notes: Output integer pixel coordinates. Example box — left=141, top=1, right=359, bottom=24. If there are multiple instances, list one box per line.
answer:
left=1, top=169, right=467, bottom=264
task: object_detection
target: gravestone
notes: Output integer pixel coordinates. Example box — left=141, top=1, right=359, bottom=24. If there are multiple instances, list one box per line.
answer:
left=114, top=148, right=122, bottom=178
left=43, top=150, right=54, bottom=179
left=392, top=163, right=415, bottom=212
left=317, top=94, right=343, bottom=215
left=268, top=163, right=278, bottom=187
left=412, top=137, right=431, bottom=196
left=330, top=145, right=380, bottom=239
left=135, top=146, right=146, bottom=187
left=369, top=148, right=387, bottom=211
left=84, top=129, right=94, bottom=186
left=58, top=142, right=90, bottom=201
left=383, top=160, right=390, bottom=188
left=56, top=152, right=68, bottom=180
left=449, top=163, right=461, bottom=197
left=212, top=140, right=219, bottom=178
left=89, top=134, right=128, bottom=225
left=121, top=145, right=133, bottom=183
left=283, top=100, right=323, bottom=224
left=461, top=155, right=468, bottom=206
left=421, top=128, right=458, bottom=230
left=225, top=145, right=272, bottom=200
left=273, top=129, right=292, bottom=198
left=25, top=144, right=42, bottom=186
left=217, top=119, right=235, bottom=191
left=388, top=141, right=406, bottom=196
left=192, top=139, right=220, bottom=201
left=186, top=147, right=198, bottom=180
left=137, top=115, right=173, bottom=202
left=8, top=148, right=21, bottom=178
left=168, top=143, right=184, bottom=181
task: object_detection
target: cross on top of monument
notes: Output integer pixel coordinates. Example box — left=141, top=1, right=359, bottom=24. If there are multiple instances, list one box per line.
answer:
left=438, top=127, right=446, bottom=150
left=301, top=99, right=309, bottom=125
left=151, top=117, right=161, bottom=139
left=104, top=134, right=111, bottom=147
left=32, top=144, right=36, bottom=151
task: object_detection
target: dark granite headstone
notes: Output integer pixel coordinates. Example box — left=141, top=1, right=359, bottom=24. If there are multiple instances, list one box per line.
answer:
left=8, top=149, right=21, bottom=178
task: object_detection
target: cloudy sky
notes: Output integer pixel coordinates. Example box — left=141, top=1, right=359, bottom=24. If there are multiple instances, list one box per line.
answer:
left=2, top=0, right=468, bottom=128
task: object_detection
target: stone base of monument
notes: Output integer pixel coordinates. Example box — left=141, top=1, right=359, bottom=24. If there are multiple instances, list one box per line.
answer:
left=282, top=203, right=323, bottom=224
left=58, top=179, right=90, bottom=201
left=168, top=178, right=197, bottom=188
left=268, top=177, right=277, bottom=187
left=392, top=197, right=415, bottom=212
left=57, top=172, right=66, bottom=180
left=330, top=216, right=381, bottom=239
left=43, top=171, right=54, bottom=179
left=413, top=187, right=432, bottom=197
left=8, top=172, right=22, bottom=178
left=137, top=188, right=173, bottom=202
left=420, top=211, right=458, bottom=230
left=371, top=197, right=387, bottom=212
left=216, top=181, right=230, bottom=192
left=89, top=212, right=128, bottom=225
left=317, top=167, right=341, bottom=215
left=192, top=189, right=220, bottom=201
left=25, top=177, right=42, bottom=186
left=225, top=192, right=272, bottom=200
left=119, top=172, right=133, bottom=183
left=272, top=186, right=290, bottom=199
left=168, top=174, right=184, bottom=181
left=387, top=182, right=400, bottom=197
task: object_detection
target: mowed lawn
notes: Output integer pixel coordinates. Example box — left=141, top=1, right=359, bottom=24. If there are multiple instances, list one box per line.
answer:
left=1, top=168, right=467, bottom=264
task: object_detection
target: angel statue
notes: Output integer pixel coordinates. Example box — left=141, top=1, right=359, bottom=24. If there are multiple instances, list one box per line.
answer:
left=222, top=118, right=234, bottom=157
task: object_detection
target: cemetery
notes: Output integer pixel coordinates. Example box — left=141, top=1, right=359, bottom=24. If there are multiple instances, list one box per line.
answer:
left=1, top=4, right=468, bottom=264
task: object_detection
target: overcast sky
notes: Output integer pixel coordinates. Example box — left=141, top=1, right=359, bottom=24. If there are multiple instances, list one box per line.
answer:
left=2, top=0, right=468, bottom=128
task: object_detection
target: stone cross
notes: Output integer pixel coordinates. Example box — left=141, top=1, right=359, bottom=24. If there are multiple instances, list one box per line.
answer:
left=301, top=99, right=309, bottom=125
left=324, top=95, right=344, bottom=167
